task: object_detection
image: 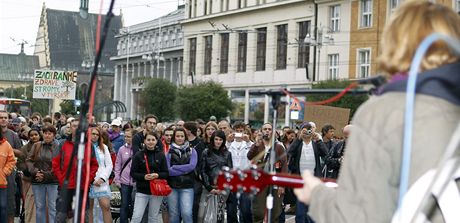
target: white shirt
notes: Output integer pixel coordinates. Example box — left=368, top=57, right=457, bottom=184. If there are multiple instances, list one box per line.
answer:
left=299, top=140, right=316, bottom=172
left=228, top=140, right=251, bottom=170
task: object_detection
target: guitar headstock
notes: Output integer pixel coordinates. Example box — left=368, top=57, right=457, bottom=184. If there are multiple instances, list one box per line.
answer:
left=216, top=166, right=338, bottom=197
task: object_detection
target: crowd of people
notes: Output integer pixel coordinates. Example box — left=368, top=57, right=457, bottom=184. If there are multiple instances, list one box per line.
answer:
left=0, top=109, right=350, bottom=223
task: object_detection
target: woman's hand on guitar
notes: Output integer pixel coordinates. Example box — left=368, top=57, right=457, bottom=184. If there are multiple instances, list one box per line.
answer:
left=294, top=170, right=322, bottom=204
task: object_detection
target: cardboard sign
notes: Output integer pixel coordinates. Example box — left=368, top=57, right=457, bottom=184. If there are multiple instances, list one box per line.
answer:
left=304, top=105, right=350, bottom=137
left=33, top=70, right=78, bottom=100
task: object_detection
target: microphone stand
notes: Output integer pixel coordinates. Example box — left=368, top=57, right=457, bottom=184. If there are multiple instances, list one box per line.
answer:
left=267, top=93, right=282, bottom=223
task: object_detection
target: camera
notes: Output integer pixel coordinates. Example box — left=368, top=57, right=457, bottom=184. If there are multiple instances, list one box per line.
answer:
left=234, top=132, right=243, bottom=138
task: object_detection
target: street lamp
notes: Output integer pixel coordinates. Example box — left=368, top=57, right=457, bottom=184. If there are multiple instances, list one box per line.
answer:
left=304, top=26, right=334, bottom=81
left=142, top=52, right=165, bottom=79
left=18, top=73, right=33, bottom=99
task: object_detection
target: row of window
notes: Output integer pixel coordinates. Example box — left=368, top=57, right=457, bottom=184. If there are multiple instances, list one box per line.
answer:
left=188, top=0, right=269, bottom=18
left=118, top=27, right=183, bottom=55
left=188, top=21, right=312, bottom=75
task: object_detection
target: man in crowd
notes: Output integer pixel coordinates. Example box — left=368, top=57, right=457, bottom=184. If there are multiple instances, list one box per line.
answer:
left=132, top=114, right=159, bottom=154
left=324, top=125, right=352, bottom=179
left=287, top=122, right=328, bottom=223
left=109, top=118, right=124, bottom=153
left=321, top=124, right=336, bottom=151
left=227, top=121, right=253, bottom=223
left=247, top=123, right=287, bottom=223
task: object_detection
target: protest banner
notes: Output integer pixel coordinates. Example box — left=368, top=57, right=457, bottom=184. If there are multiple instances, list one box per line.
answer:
left=33, top=70, right=78, bottom=100
left=304, top=105, right=350, bottom=137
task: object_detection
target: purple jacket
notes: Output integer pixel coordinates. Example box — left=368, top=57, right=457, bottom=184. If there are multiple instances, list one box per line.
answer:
left=114, top=143, right=134, bottom=186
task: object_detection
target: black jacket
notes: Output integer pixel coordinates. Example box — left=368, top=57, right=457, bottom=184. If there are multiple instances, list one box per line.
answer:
left=130, top=147, right=169, bottom=195
left=324, top=140, right=346, bottom=179
left=132, top=131, right=164, bottom=154
left=287, top=138, right=328, bottom=177
left=200, top=148, right=233, bottom=192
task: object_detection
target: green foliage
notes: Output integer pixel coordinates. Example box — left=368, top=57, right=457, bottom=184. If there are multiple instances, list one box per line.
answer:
left=307, top=79, right=369, bottom=118
left=141, top=78, right=177, bottom=122
left=59, top=100, right=76, bottom=115
left=176, top=81, right=233, bottom=121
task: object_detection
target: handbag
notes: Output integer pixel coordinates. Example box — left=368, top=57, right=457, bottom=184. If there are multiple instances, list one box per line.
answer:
left=144, top=153, right=172, bottom=196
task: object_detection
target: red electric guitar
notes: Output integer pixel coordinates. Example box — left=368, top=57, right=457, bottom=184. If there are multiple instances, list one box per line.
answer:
left=216, top=167, right=337, bottom=195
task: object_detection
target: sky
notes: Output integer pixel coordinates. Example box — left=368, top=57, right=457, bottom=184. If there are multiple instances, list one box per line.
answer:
left=0, top=0, right=183, bottom=55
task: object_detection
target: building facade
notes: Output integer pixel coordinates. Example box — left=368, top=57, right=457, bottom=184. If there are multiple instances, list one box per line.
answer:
left=111, top=6, right=185, bottom=121
left=182, top=0, right=323, bottom=126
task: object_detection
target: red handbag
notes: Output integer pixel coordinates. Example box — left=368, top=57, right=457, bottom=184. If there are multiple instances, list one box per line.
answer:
left=144, top=154, right=172, bottom=196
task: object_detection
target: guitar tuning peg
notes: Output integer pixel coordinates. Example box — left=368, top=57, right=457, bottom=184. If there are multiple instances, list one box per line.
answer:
left=224, top=171, right=233, bottom=182
left=237, top=169, right=247, bottom=181
left=251, top=169, right=261, bottom=180
left=222, top=166, right=231, bottom=172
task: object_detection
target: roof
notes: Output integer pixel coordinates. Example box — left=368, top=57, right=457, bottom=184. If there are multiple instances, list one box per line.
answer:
left=0, top=53, right=39, bottom=81
left=45, top=8, right=123, bottom=73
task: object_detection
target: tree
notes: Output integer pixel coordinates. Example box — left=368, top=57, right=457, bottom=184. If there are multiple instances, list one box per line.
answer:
left=306, top=79, right=369, bottom=118
left=176, top=81, right=233, bottom=121
left=141, top=78, right=177, bottom=122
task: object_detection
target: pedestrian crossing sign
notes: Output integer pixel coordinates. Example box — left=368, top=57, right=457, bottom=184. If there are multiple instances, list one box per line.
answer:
left=289, top=99, right=302, bottom=111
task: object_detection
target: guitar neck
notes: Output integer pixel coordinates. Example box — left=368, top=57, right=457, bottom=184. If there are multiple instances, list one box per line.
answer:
left=269, top=174, right=304, bottom=188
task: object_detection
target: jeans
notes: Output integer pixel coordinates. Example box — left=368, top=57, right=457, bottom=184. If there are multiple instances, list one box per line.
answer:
left=295, top=199, right=315, bottom=223
left=32, top=184, right=58, bottom=223
left=131, top=192, right=162, bottom=223
left=168, top=188, right=194, bottom=223
left=227, top=192, right=253, bottom=223
left=120, top=184, right=134, bottom=223
left=0, top=188, right=7, bottom=223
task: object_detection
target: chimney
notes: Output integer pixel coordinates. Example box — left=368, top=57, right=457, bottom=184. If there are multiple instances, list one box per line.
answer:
left=80, top=0, right=89, bottom=19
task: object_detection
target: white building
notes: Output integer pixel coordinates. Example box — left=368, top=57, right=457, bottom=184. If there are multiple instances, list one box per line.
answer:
left=111, top=6, right=185, bottom=121
left=182, top=0, right=351, bottom=126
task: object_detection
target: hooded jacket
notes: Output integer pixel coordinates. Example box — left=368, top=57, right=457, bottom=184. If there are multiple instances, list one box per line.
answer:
left=309, top=62, right=460, bottom=223
left=0, top=139, right=16, bottom=188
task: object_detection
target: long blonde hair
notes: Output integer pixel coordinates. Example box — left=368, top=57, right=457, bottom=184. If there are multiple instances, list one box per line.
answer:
left=378, top=0, right=460, bottom=75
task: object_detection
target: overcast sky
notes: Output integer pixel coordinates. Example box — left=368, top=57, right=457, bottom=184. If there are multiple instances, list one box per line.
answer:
left=0, top=0, right=183, bottom=55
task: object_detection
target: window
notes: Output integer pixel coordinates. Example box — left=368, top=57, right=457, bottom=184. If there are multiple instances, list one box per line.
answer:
left=328, top=54, right=339, bottom=80
left=221, top=0, right=224, bottom=12
left=204, top=36, right=213, bottom=74
left=256, top=27, right=267, bottom=71
left=298, top=21, right=310, bottom=68
left=389, top=0, right=400, bottom=12
left=189, top=0, right=193, bottom=18
left=209, top=0, right=213, bottom=14
left=457, top=0, right=460, bottom=14
left=204, top=0, right=208, bottom=15
left=220, top=33, right=229, bottom=73
left=330, top=5, right=340, bottom=32
left=237, top=32, right=248, bottom=72
left=276, top=24, right=288, bottom=70
left=189, top=38, right=196, bottom=76
left=360, top=0, right=372, bottom=28
left=358, top=49, right=370, bottom=78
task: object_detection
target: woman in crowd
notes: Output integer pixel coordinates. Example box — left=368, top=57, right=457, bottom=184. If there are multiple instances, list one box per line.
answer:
left=281, top=129, right=296, bottom=150
left=88, top=127, right=113, bottom=223
left=27, top=125, right=60, bottom=223
left=130, top=131, right=169, bottom=222
left=200, top=130, right=233, bottom=223
left=203, top=122, right=218, bottom=147
left=166, top=128, right=198, bottom=223
left=18, top=128, right=42, bottom=223
left=114, top=128, right=135, bottom=223
left=294, top=1, right=460, bottom=223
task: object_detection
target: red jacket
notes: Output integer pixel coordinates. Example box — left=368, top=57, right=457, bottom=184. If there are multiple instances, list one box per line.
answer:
left=52, top=140, right=98, bottom=189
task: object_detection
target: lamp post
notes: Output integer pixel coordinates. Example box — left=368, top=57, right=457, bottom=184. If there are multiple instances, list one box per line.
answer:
left=304, top=26, right=334, bottom=81
left=18, top=73, right=33, bottom=99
